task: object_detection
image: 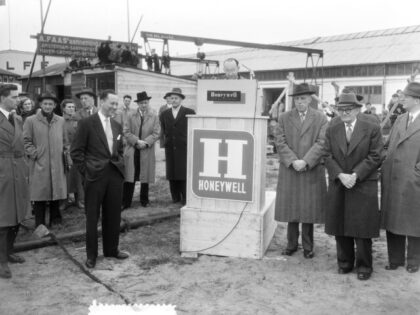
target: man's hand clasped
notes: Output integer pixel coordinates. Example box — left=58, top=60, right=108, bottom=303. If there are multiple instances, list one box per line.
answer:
left=338, top=173, right=357, bottom=189
left=292, top=159, right=308, bottom=172
left=136, top=140, right=147, bottom=149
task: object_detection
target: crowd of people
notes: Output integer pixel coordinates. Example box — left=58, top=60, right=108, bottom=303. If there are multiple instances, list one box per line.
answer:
left=274, top=81, right=420, bottom=281
left=0, top=83, right=193, bottom=276
left=0, top=71, right=418, bottom=282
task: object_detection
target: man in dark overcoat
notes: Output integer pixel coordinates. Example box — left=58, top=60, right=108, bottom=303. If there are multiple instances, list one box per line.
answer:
left=324, top=91, right=383, bottom=281
left=160, top=88, right=195, bottom=205
left=0, top=84, right=29, bottom=278
left=71, top=90, right=128, bottom=269
left=382, top=82, right=420, bottom=274
left=274, top=83, right=328, bottom=259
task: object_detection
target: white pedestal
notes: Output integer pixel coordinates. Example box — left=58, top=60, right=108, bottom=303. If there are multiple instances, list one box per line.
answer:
left=180, top=191, right=276, bottom=259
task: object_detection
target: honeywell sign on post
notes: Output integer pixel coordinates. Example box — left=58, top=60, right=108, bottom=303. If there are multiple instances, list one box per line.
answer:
left=192, top=129, right=254, bottom=202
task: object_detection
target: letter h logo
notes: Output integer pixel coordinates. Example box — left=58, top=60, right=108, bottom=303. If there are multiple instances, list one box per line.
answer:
left=199, top=138, right=247, bottom=179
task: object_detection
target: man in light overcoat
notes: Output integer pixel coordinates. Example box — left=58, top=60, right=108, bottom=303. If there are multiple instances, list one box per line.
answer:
left=274, top=83, right=328, bottom=259
left=0, top=84, right=30, bottom=279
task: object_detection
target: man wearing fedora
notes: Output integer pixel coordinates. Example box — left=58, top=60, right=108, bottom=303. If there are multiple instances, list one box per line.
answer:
left=274, top=83, right=328, bottom=259
left=122, top=91, right=160, bottom=209
left=382, top=82, right=420, bottom=274
left=114, top=95, right=133, bottom=127
left=0, top=84, right=30, bottom=279
left=158, top=92, right=173, bottom=148
left=74, top=87, right=97, bottom=121
left=71, top=90, right=128, bottom=268
left=324, top=90, right=383, bottom=280
left=160, top=88, right=195, bottom=205
left=23, top=92, right=68, bottom=227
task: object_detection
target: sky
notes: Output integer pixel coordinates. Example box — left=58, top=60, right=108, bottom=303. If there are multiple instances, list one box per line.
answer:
left=1, top=0, right=420, bottom=56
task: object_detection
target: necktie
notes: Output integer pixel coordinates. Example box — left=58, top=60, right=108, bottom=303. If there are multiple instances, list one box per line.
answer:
left=8, top=113, right=14, bottom=127
left=300, top=113, right=305, bottom=123
left=345, top=123, right=353, bottom=143
left=105, top=118, right=113, bottom=154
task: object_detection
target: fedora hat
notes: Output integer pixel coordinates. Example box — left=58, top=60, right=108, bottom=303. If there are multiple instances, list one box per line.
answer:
left=75, top=87, right=96, bottom=99
left=336, top=91, right=363, bottom=107
left=288, top=83, right=316, bottom=97
left=38, top=91, right=59, bottom=103
left=134, top=91, right=152, bottom=103
left=164, top=87, right=185, bottom=99
left=402, top=82, right=420, bottom=98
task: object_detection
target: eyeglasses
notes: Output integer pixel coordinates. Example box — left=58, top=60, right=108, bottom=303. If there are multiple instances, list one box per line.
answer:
left=336, top=107, right=356, bottom=114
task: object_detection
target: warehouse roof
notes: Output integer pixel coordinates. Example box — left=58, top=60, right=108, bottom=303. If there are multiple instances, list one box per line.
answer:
left=170, top=25, right=420, bottom=76
left=0, top=68, right=20, bottom=77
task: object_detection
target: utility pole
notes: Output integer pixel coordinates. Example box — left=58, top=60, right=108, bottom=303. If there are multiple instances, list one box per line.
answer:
left=126, top=0, right=130, bottom=42
left=7, top=0, right=11, bottom=49
left=40, top=0, right=46, bottom=93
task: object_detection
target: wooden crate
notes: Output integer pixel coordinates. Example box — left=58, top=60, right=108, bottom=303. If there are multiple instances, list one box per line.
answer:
left=180, top=191, right=276, bottom=259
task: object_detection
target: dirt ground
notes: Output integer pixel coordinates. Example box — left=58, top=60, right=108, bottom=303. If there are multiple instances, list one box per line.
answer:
left=1, top=151, right=419, bottom=315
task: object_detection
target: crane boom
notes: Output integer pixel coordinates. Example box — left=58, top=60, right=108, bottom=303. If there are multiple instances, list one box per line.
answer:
left=141, top=31, right=323, bottom=56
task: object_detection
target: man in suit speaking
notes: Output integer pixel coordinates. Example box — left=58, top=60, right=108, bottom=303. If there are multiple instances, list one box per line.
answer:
left=71, top=90, right=128, bottom=268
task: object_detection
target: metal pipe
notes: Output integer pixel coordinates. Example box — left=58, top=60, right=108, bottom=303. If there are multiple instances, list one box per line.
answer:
left=15, top=210, right=180, bottom=252
left=141, top=31, right=323, bottom=55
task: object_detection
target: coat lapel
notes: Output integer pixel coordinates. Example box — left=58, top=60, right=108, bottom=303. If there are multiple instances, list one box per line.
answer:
left=93, top=114, right=111, bottom=155
left=173, top=106, right=185, bottom=124
left=0, top=112, right=14, bottom=138
left=290, top=109, right=302, bottom=132
left=110, top=118, right=120, bottom=156
left=347, top=119, right=366, bottom=156
left=11, top=115, right=23, bottom=148
left=300, top=108, right=315, bottom=136
left=333, top=122, right=348, bottom=155
left=397, top=114, right=420, bottom=145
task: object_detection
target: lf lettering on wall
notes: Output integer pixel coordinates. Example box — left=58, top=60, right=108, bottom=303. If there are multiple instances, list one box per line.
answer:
left=192, top=129, right=254, bottom=202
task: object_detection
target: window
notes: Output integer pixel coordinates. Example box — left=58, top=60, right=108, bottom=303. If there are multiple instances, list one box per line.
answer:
left=345, top=85, right=382, bottom=104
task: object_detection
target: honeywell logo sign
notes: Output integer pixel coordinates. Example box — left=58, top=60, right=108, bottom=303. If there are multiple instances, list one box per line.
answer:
left=192, top=129, right=254, bottom=201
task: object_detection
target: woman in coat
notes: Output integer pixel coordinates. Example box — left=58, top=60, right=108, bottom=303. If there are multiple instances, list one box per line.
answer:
left=23, top=92, right=68, bottom=227
left=122, top=91, right=160, bottom=208
left=62, top=99, right=84, bottom=209
left=17, top=97, right=36, bottom=123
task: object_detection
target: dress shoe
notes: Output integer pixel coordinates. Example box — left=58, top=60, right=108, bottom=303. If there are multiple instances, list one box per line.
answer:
left=105, top=251, right=129, bottom=260
left=357, top=272, right=371, bottom=281
left=281, top=248, right=298, bottom=256
left=303, top=250, right=315, bottom=259
left=85, top=258, right=96, bottom=269
left=385, top=263, right=404, bottom=270
left=338, top=267, right=353, bottom=274
left=0, top=263, right=12, bottom=279
left=406, top=265, right=419, bottom=273
left=77, top=201, right=85, bottom=209
left=8, top=254, right=25, bottom=264
left=140, top=201, right=149, bottom=207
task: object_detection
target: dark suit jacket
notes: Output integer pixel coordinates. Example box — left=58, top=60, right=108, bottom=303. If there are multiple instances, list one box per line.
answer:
left=70, top=113, right=124, bottom=182
left=160, top=105, right=195, bottom=180
left=324, top=114, right=383, bottom=238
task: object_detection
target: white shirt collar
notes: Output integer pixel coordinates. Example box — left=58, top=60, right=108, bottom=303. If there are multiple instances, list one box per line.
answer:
left=410, top=108, right=420, bottom=121
left=98, top=110, right=108, bottom=122
left=0, top=107, right=10, bottom=119
left=172, top=105, right=181, bottom=112
left=345, top=119, right=357, bottom=129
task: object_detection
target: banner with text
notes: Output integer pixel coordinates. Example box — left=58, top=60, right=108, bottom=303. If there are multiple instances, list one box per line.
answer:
left=37, top=33, right=138, bottom=58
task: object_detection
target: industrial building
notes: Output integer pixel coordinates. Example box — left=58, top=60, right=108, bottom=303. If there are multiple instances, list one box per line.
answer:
left=170, top=25, right=420, bottom=112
